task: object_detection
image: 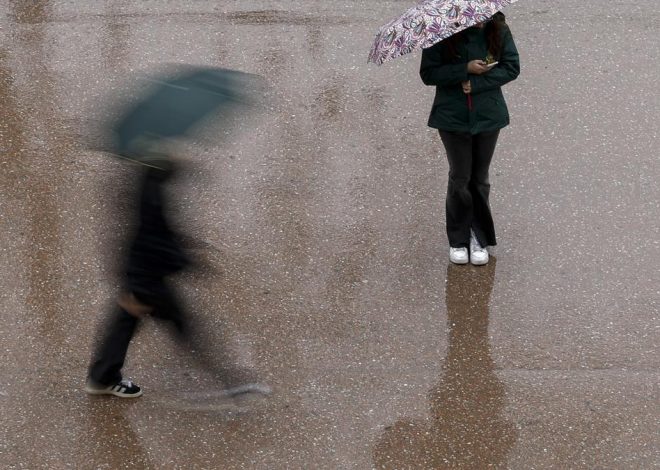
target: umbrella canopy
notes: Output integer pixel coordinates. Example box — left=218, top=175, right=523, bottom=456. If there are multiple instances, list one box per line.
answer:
left=113, top=66, right=261, bottom=159
left=368, top=0, right=518, bottom=65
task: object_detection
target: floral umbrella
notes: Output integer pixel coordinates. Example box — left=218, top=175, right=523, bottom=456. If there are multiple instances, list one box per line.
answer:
left=368, top=0, right=518, bottom=65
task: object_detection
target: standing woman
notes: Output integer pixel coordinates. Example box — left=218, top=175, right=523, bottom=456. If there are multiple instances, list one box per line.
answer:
left=420, top=12, right=519, bottom=265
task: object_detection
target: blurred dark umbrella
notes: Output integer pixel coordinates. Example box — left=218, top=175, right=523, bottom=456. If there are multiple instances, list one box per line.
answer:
left=112, top=66, right=261, bottom=165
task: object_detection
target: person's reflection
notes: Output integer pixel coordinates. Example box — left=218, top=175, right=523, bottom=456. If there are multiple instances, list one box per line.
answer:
left=373, top=259, right=518, bottom=469
left=82, top=400, right=154, bottom=469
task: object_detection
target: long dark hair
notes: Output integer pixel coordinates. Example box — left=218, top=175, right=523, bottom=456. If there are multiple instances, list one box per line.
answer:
left=442, top=12, right=506, bottom=61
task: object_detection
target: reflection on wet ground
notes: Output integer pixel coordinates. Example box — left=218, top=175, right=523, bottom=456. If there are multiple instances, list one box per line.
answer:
left=83, top=400, right=155, bottom=469
left=3, top=0, right=69, bottom=356
left=1, top=0, right=658, bottom=468
left=374, top=260, right=518, bottom=468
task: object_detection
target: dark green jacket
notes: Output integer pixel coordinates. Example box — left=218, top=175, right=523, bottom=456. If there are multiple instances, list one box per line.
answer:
left=420, top=25, right=520, bottom=135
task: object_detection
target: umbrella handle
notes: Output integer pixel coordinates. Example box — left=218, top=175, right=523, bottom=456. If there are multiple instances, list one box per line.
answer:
left=467, top=94, right=473, bottom=111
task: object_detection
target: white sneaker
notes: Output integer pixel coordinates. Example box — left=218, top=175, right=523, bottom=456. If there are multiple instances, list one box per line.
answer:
left=449, top=247, right=469, bottom=265
left=470, top=231, right=489, bottom=266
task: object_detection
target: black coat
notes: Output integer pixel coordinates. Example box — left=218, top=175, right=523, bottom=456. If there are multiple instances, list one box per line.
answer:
left=420, top=23, right=520, bottom=135
left=125, top=167, right=189, bottom=298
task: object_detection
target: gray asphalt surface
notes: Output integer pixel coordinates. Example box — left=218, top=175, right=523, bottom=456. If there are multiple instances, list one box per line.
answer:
left=1, top=1, right=658, bottom=468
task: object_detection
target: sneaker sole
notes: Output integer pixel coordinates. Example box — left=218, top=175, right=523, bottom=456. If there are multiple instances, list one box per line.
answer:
left=470, top=257, right=489, bottom=266
left=85, top=385, right=143, bottom=398
left=450, top=258, right=469, bottom=265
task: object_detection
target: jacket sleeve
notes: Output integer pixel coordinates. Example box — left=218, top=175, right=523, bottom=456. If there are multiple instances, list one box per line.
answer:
left=470, top=28, right=520, bottom=94
left=420, top=43, right=468, bottom=87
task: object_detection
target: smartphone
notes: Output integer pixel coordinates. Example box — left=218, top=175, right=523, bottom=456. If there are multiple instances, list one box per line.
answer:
left=485, top=61, right=499, bottom=68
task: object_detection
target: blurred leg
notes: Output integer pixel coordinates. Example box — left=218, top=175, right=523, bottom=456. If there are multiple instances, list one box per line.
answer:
left=88, top=308, right=140, bottom=385
left=145, top=283, right=246, bottom=386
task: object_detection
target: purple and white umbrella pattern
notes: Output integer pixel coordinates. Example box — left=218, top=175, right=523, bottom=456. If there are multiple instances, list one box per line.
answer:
left=368, top=0, right=519, bottom=65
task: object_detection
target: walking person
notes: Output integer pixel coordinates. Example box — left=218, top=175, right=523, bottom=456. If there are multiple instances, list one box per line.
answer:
left=86, top=154, right=188, bottom=398
left=86, top=152, right=269, bottom=398
left=419, top=12, right=520, bottom=265
left=85, top=66, right=270, bottom=398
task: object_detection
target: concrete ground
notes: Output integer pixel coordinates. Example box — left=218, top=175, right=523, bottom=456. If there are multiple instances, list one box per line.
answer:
left=0, top=0, right=658, bottom=468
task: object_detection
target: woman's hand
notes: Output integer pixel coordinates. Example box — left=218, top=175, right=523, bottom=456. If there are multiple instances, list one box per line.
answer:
left=462, top=80, right=472, bottom=94
left=467, top=59, right=489, bottom=75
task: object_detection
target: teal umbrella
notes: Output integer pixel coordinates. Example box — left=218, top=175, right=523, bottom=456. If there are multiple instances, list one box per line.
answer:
left=112, top=66, right=261, bottom=166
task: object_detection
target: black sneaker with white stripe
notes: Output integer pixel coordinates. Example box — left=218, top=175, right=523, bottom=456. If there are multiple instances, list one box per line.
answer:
left=85, top=379, right=143, bottom=398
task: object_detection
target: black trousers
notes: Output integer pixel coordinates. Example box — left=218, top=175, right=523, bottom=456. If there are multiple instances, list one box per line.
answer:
left=88, top=307, right=139, bottom=385
left=88, top=280, right=240, bottom=386
left=88, top=281, right=188, bottom=385
left=439, top=130, right=500, bottom=249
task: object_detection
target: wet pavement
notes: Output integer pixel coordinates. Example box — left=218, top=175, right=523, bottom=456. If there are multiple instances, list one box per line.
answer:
left=1, top=0, right=659, bottom=468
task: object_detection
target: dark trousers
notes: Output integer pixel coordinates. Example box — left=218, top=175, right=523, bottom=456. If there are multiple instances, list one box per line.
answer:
left=439, top=130, right=500, bottom=248
left=88, top=281, right=187, bottom=385
left=88, top=279, right=239, bottom=386
left=88, top=308, right=139, bottom=385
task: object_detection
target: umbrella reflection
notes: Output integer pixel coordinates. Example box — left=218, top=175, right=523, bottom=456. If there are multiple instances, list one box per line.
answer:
left=374, top=259, right=518, bottom=468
